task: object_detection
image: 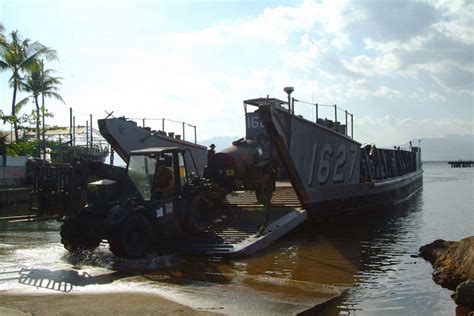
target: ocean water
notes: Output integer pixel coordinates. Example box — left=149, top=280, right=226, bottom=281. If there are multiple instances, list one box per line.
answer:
left=292, top=163, right=473, bottom=314
left=0, top=164, right=472, bottom=315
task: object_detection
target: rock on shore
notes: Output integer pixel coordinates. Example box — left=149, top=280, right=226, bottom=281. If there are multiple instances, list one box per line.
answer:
left=419, top=236, right=474, bottom=310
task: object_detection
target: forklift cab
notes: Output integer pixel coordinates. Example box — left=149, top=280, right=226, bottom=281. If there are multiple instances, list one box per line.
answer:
left=127, top=147, right=197, bottom=203
left=126, top=146, right=216, bottom=236
left=62, top=147, right=218, bottom=259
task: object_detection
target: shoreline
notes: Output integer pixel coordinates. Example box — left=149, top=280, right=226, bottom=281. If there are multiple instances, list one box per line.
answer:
left=0, top=290, right=217, bottom=315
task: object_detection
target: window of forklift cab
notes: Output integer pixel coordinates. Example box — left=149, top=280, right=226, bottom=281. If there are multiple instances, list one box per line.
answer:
left=178, top=152, right=188, bottom=186
left=158, top=152, right=174, bottom=169
left=153, top=152, right=176, bottom=196
left=127, top=154, right=157, bottom=201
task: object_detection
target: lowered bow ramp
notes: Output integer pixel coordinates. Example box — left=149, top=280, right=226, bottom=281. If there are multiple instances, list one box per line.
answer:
left=158, top=185, right=307, bottom=256
left=258, top=100, right=362, bottom=215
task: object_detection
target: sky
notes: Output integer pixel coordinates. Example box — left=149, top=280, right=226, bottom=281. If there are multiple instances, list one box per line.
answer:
left=0, top=0, right=473, bottom=146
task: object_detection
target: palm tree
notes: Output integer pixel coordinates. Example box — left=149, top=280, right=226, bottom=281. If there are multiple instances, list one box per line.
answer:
left=0, top=23, right=5, bottom=44
left=18, top=61, right=64, bottom=140
left=0, top=30, right=57, bottom=140
left=0, top=24, right=5, bottom=120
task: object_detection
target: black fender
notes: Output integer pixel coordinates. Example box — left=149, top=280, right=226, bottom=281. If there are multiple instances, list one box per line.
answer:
left=105, top=205, right=148, bottom=226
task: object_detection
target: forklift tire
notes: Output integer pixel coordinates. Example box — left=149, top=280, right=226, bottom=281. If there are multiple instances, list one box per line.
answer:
left=109, top=214, right=153, bottom=259
left=183, top=194, right=213, bottom=233
left=60, top=218, right=101, bottom=253
left=255, top=172, right=274, bottom=205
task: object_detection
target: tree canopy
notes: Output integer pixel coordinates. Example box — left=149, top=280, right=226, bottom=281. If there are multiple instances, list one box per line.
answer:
left=0, top=29, right=58, bottom=141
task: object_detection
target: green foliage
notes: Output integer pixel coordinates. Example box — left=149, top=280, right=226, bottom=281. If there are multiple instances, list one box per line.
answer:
left=5, top=136, right=71, bottom=159
left=0, top=28, right=59, bottom=140
left=6, top=138, right=40, bottom=156
left=1, top=25, right=64, bottom=153
left=0, top=133, right=7, bottom=146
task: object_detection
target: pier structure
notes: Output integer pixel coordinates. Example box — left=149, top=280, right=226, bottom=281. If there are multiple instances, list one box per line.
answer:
left=448, top=160, right=474, bottom=168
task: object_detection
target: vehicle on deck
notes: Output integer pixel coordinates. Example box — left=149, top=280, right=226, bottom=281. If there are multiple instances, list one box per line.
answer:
left=204, top=100, right=281, bottom=205
left=205, top=138, right=276, bottom=205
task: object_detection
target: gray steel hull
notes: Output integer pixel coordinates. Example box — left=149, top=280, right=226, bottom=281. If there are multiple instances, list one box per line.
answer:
left=305, top=171, right=423, bottom=218
left=258, top=104, right=423, bottom=218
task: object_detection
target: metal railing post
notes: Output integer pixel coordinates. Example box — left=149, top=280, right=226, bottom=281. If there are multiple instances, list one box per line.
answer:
left=334, top=104, right=337, bottom=122
left=86, top=120, right=89, bottom=148
left=162, top=118, right=165, bottom=132
left=345, top=110, right=348, bottom=136
left=351, top=114, right=354, bottom=138
left=90, top=114, right=93, bottom=148
left=315, top=103, right=318, bottom=122
left=72, top=116, right=76, bottom=148
left=182, top=122, right=185, bottom=141
left=194, top=126, right=197, bottom=144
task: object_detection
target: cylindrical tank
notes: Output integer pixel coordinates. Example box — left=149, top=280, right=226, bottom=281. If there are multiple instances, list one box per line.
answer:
left=206, top=138, right=267, bottom=187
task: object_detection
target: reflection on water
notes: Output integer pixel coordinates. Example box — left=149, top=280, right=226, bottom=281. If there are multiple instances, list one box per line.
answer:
left=0, top=165, right=472, bottom=315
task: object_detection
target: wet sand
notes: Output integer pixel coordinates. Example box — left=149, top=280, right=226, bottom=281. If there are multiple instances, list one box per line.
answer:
left=0, top=291, right=215, bottom=315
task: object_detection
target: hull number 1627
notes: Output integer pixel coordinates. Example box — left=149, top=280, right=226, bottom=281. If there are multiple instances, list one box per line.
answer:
left=307, top=143, right=358, bottom=186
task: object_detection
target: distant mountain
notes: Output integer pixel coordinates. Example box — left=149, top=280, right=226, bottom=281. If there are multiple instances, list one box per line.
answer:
left=402, top=134, right=474, bottom=161
left=200, top=136, right=242, bottom=151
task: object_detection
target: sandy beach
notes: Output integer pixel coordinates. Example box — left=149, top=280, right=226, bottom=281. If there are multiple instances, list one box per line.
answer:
left=0, top=291, right=216, bottom=316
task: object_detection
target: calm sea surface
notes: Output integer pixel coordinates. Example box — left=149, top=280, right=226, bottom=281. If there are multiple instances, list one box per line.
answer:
left=0, top=164, right=472, bottom=315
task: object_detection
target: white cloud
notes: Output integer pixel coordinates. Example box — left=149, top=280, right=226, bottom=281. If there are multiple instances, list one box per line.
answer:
left=161, top=0, right=326, bottom=46
left=273, top=0, right=474, bottom=101
left=348, top=1, right=439, bottom=42
left=342, top=2, right=474, bottom=91
left=341, top=54, right=399, bottom=76
left=429, top=92, right=447, bottom=102
left=2, top=0, right=472, bottom=146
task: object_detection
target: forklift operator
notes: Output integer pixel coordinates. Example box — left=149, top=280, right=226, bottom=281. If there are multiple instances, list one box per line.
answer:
left=154, top=157, right=175, bottom=197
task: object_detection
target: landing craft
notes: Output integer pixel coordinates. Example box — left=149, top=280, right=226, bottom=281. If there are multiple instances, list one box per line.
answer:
left=255, top=87, right=423, bottom=217
left=29, top=86, right=423, bottom=258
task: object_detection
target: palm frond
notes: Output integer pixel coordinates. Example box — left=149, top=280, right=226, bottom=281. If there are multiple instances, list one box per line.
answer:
left=25, top=43, right=58, bottom=64
left=44, top=91, right=65, bottom=104
left=0, top=24, right=5, bottom=48
left=19, top=79, right=32, bottom=91
left=15, top=97, right=31, bottom=112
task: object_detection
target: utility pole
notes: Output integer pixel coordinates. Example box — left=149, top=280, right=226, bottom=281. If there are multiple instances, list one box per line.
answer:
left=41, top=60, right=46, bottom=161
left=90, top=114, right=93, bottom=149
left=69, top=108, right=73, bottom=145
